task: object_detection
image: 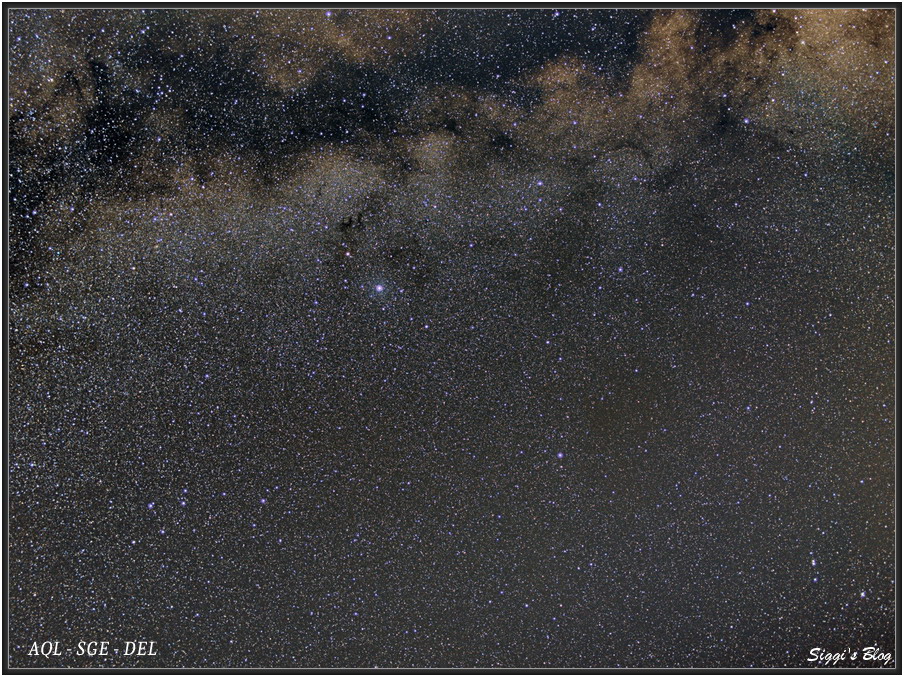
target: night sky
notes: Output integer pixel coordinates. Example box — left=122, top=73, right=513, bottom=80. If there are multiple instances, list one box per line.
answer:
left=7, top=8, right=897, bottom=669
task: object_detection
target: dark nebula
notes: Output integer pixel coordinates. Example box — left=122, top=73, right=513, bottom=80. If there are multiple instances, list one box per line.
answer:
left=7, top=7, right=896, bottom=669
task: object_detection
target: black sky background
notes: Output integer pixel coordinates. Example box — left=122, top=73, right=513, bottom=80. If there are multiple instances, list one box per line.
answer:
left=7, top=7, right=897, bottom=668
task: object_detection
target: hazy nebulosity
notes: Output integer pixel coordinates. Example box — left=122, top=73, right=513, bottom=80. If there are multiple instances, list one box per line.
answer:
left=9, top=8, right=895, bottom=668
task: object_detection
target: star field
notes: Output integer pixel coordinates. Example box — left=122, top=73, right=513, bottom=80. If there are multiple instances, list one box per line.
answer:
left=7, top=8, right=897, bottom=669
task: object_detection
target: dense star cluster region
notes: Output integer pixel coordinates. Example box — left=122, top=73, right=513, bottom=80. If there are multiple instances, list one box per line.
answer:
left=8, top=8, right=896, bottom=669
